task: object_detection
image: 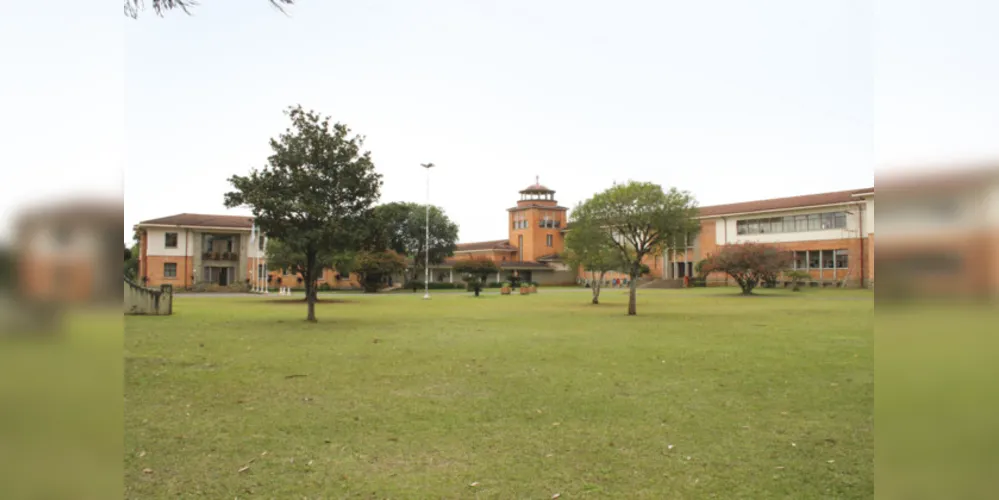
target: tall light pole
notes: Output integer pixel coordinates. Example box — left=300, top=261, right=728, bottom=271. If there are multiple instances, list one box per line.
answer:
left=421, top=162, right=435, bottom=300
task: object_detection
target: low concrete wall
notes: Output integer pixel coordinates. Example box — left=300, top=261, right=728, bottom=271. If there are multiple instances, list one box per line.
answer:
left=124, top=279, right=173, bottom=315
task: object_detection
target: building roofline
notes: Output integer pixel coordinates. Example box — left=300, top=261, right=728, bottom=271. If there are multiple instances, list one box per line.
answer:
left=696, top=200, right=867, bottom=220
left=135, top=223, right=254, bottom=232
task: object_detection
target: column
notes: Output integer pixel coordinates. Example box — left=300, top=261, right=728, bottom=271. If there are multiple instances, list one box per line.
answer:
left=496, top=271, right=501, bottom=282
left=449, top=269, right=453, bottom=283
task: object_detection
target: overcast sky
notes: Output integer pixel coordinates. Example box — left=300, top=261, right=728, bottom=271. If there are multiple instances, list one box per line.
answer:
left=2, top=1, right=997, bottom=244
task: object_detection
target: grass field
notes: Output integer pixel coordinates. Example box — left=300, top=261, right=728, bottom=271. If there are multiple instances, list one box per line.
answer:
left=125, top=288, right=873, bottom=499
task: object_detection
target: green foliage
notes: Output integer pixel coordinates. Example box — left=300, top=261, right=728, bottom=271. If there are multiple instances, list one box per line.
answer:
left=354, top=250, right=407, bottom=293
left=366, top=202, right=459, bottom=280
left=123, top=242, right=139, bottom=280
left=562, top=216, right=626, bottom=274
left=225, top=105, right=382, bottom=321
left=786, top=270, right=812, bottom=291
left=702, top=243, right=794, bottom=295
left=452, top=260, right=500, bottom=296
left=694, top=258, right=709, bottom=278
left=572, top=181, right=699, bottom=314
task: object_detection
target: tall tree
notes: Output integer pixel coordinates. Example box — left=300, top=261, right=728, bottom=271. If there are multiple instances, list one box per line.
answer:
left=124, top=0, right=293, bottom=18
left=225, top=105, right=382, bottom=322
left=368, top=202, right=459, bottom=282
left=573, top=181, right=699, bottom=315
left=562, top=215, right=626, bottom=305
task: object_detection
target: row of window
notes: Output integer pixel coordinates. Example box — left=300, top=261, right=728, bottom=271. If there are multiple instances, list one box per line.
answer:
left=792, top=250, right=849, bottom=270
left=512, top=213, right=563, bottom=230
left=520, top=193, right=554, bottom=201
left=736, top=212, right=847, bottom=235
left=162, top=232, right=265, bottom=251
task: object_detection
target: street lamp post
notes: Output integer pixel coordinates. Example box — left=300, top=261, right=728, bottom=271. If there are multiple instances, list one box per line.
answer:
left=421, top=162, right=435, bottom=300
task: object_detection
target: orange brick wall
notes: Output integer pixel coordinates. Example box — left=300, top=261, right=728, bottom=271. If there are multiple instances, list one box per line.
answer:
left=699, top=237, right=871, bottom=286
left=509, top=207, right=565, bottom=262
left=144, top=255, right=195, bottom=288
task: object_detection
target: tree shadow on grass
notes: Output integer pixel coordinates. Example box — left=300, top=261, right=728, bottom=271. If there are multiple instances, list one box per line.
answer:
left=264, top=298, right=358, bottom=305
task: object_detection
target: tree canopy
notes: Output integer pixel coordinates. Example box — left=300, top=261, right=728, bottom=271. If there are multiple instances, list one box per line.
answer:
left=225, top=105, right=382, bottom=321
left=562, top=214, right=626, bottom=304
left=353, top=250, right=407, bottom=293
left=452, top=259, right=499, bottom=297
left=572, top=181, right=699, bottom=315
left=702, top=242, right=793, bottom=295
left=367, top=202, right=459, bottom=281
left=124, top=0, right=293, bottom=18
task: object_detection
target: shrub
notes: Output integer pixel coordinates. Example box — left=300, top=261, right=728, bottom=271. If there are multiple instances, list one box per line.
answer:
left=702, top=243, right=793, bottom=295
left=318, top=282, right=332, bottom=291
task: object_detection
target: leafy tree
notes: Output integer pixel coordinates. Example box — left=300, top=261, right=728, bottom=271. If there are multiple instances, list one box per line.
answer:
left=702, top=243, right=793, bottom=295
left=354, top=250, right=407, bottom=293
left=786, top=270, right=811, bottom=292
left=562, top=215, right=626, bottom=305
left=367, top=202, right=459, bottom=282
left=452, top=260, right=499, bottom=297
left=124, top=0, right=293, bottom=18
left=124, top=243, right=139, bottom=280
left=225, top=105, right=382, bottom=322
left=573, top=181, right=699, bottom=315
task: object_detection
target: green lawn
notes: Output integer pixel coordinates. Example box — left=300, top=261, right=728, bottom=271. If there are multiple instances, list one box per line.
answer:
left=125, top=288, right=873, bottom=499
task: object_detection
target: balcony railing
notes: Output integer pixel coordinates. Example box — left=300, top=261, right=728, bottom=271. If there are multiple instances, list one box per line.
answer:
left=202, top=251, right=240, bottom=261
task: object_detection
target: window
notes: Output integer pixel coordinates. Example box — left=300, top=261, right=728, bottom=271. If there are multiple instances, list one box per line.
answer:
left=822, top=250, right=835, bottom=269
left=546, top=234, right=553, bottom=247
left=820, top=213, right=835, bottom=229
left=833, top=212, right=847, bottom=229
left=835, top=249, right=849, bottom=269
left=807, top=214, right=821, bottom=231
left=163, top=262, right=177, bottom=278
left=258, top=235, right=265, bottom=251
left=795, top=215, right=808, bottom=232
left=808, top=251, right=820, bottom=269
left=794, top=251, right=807, bottom=269
left=783, top=216, right=795, bottom=232
left=737, top=221, right=748, bottom=235
left=165, top=232, right=178, bottom=248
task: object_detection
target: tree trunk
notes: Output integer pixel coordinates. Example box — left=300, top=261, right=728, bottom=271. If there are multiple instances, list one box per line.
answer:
left=627, top=263, right=639, bottom=315
left=591, top=271, right=603, bottom=304
left=305, top=252, right=317, bottom=322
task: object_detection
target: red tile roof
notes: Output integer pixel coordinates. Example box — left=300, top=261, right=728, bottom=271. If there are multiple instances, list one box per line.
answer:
left=697, top=188, right=873, bottom=218
left=137, top=213, right=255, bottom=229
left=455, top=239, right=518, bottom=252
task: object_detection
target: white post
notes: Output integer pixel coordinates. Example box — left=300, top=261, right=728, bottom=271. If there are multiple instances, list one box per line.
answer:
left=422, top=163, right=435, bottom=300
left=449, top=269, right=453, bottom=283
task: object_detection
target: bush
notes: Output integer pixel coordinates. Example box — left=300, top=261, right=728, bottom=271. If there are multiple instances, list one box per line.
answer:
left=318, top=282, right=332, bottom=291
left=487, top=282, right=505, bottom=288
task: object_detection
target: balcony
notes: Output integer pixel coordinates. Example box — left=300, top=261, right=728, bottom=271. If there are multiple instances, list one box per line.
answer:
left=202, top=251, right=240, bottom=261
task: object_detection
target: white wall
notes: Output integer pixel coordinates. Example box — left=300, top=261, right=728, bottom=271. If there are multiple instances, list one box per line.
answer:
left=144, top=228, right=192, bottom=257
left=715, top=205, right=865, bottom=245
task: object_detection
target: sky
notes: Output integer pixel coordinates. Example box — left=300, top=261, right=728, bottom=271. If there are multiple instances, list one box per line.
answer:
left=1, top=1, right=997, bottom=245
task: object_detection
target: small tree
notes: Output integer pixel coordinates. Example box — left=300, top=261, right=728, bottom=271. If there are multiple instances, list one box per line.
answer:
left=573, top=181, right=699, bottom=315
left=703, top=243, right=793, bottom=295
left=562, top=216, right=625, bottom=304
left=452, top=260, right=500, bottom=297
left=225, top=105, right=382, bottom=322
left=354, top=250, right=407, bottom=293
left=786, top=270, right=811, bottom=292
